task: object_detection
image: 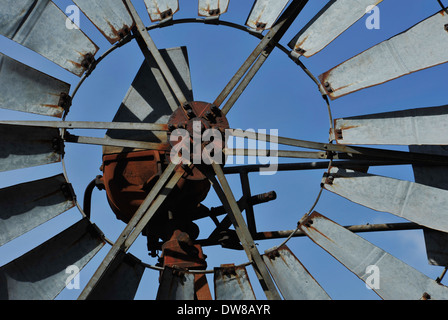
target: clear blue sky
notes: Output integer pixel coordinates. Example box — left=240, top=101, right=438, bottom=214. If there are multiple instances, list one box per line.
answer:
left=0, top=0, right=447, bottom=300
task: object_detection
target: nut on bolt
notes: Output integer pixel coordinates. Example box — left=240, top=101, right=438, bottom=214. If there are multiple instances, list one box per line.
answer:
left=324, top=81, right=334, bottom=93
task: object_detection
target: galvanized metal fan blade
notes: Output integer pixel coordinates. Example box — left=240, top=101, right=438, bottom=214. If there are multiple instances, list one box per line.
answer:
left=289, top=0, right=383, bottom=57
left=246, top=0, right=290, bottom=31
left=198, top=0, right=229, bottom=17
left=72, top=0, right=134, bottom=44
left=410, top=145, right=448, bottom=266
left=299, top=212, right=448, bottom=300
left=0, top=0, right=98, bottom=76
left=104, top=46, right=193, bottom=155
left=332, top=105, right=448, bottom=145
left=263, top=245, right=331, bottom=300
left=143, top=0, right=179, bottom=22
left=319, top=10, right=448, bottom=100
left=156, top=267, right=195, bottom=300
left=322, top=167, right=448, bottom=233
left=85, top=252, right=145, bottom=300
left=214, top=264, right=256, bottom=300
left=0, top=124, right=62, bottom=172
left=0, top=174, right=75, bottom=246
left=0, top=218, right=105, bottom=300
left=0, top=53, right=70, bottom=118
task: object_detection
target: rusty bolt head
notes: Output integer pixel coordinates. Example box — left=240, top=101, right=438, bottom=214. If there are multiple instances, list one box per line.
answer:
left=209, top=8, right=220, bottom=16
left=187, top=109, right=196, bottom=119
left=211, top=105, right=221, bottom=115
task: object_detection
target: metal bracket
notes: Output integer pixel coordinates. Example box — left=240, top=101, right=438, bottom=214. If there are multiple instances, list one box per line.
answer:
left=61, top=182, right=76, bottom=201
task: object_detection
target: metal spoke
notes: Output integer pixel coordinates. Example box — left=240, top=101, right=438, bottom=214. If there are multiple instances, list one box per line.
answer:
left=0, top=120, right=168, bottom=131
left=78, top=162, right=180, bottom=299
left=124, top=0, right=187, bottom=107
left=201, top=162, right=281, bottom=300
left=64, top=133, right=170, bottom=151
left=227, top=129, right=448, bottom=165
left=215, top=0, right=309, bottom=115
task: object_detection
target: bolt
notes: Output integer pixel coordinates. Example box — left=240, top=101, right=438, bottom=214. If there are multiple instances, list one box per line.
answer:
left=324, top=82, right=334, bottom=93
left=295, top=47, right=306, bottom=55
left=422, top=292, right=431, bottom=300
left=187, top=109, right=195, bottom=119
left=209, top=8, right=220, bottom=16
left=211, top=105, right=221, bottom=115
left=204, top=111, right=216, bottom=123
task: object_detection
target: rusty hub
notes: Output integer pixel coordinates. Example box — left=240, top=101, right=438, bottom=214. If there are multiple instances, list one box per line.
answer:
left=101, top=101, right=230, bottom=258
left=167, top=101, right=229, bottom=172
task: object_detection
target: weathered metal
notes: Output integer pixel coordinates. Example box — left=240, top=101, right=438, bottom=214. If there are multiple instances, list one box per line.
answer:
left=320, top=10, right=448, bottom=99
left=322, top=167, right=448, bottom=233
left=206, top=163, right=282, bottom=300
left=0, top=0, right=445, bottom=302
left=78, top=163, right=181, bottom=299
left=228, top=129, right=448, bottom=165
left=156, top=266, right=195, bottom=300
left=289, top=0, right=384, bottom=57
left=214, top=264, right=256, bottom=300
left=0, top=53, right=71, bottom=118
left=198, top=0, right=229, bottom=17
left=0, top=124, right=62, bottom=172
left=104, top=46, right=192, bottom=155
left=126, top=0, right=187, bottom=109
left=0, top=120, right=168, bottom=131
left=0, top=0, right=99, bottom=76
left=72, top=0, right=135, bottom=44
left=158, top=230, right=212, bottom=300
left=0, top=219, right=104, bottom=300
left=263, top=245, right=331, bottom=300
left=246, top=0, right=290, bottom=31
left=143, top=0, right=179, bottom=22
left=299, top=212, right=448, bottom=300
left=65, top=133, right=171, bottom=151
left=102, top=150, right=165, bottom=224
left=410, top=145, right=448, bottom=266
left=254, top=222, right=421, bottom=242
left=216, top=0, right=309, bottom=114
left=332, top=105, right=448, bottom=145
left=159, top=230, right=207, bottom=270
left=0, top=174, right=75, bottom=246
left=85, top=252, right=145, bottom=300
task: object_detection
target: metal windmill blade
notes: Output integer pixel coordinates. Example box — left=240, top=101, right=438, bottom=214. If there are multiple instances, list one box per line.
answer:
left=1, top=0, right=448, bottom=302
left=0, top=0, right=99, bottom=76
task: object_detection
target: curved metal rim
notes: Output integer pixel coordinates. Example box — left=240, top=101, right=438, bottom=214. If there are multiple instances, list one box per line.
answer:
left=57, top=16, right=340, bottom=274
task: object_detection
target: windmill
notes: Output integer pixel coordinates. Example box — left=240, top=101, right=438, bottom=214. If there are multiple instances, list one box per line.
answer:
left=1, top=0, right=448, bottom=300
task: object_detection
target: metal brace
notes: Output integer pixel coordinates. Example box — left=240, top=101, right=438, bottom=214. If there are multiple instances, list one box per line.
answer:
left=61, top=182, right=76, bottom=201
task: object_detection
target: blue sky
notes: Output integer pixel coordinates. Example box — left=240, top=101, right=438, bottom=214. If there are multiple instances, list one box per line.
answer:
left=1, top=0, right=447, bottom=300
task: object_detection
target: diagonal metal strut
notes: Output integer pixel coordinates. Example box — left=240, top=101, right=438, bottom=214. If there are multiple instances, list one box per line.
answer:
left=124, top=0, right=187, bottom=107
left=201, top=162, right=282, bottom=300
left=216, top=0, right=309, bottom=115
left=78, top=162, right=183, bottom=299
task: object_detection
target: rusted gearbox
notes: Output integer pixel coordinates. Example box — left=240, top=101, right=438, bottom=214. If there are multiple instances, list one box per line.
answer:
left=101, top=101, right=229, bottom=259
